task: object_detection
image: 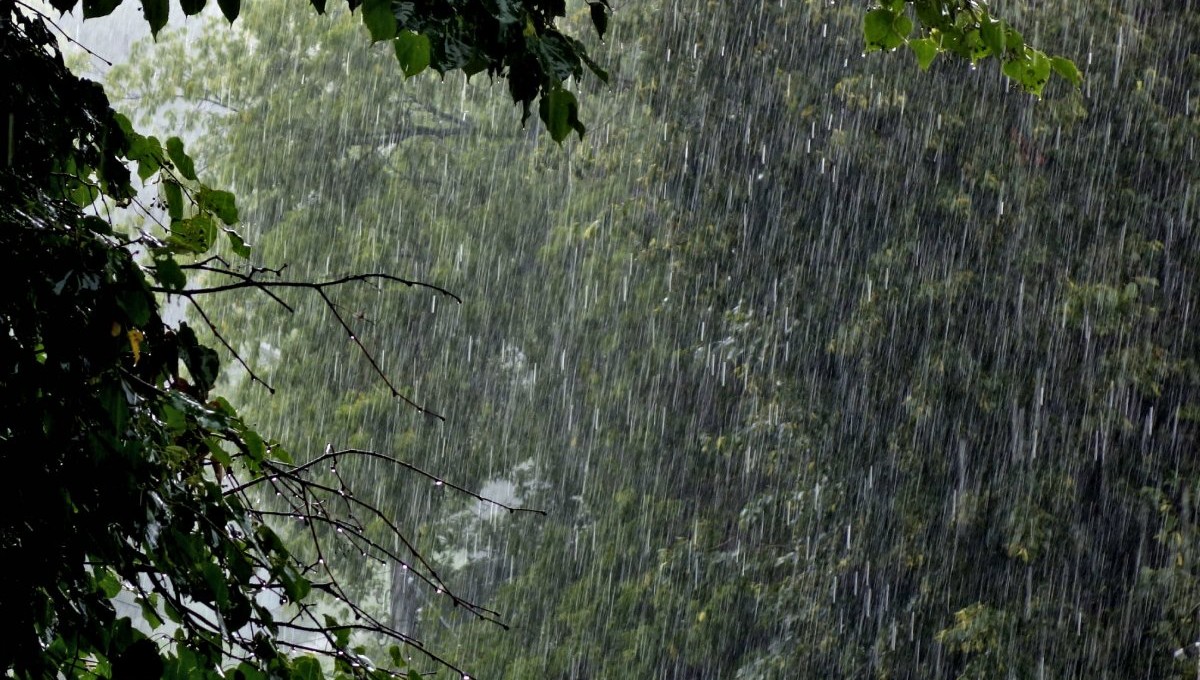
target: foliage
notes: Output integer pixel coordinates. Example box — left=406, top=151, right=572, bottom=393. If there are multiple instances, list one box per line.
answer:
left=111, top=0, right=1200, bottom=679
left=865, top=0, right=1080, bottom=96
left=7, top=0, right=1084, bottom=677
left=0, top=0, right=600, bottom=676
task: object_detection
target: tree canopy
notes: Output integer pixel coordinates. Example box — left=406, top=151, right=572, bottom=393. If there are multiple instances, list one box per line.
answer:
left=1, top=0, right=1085, bottom=678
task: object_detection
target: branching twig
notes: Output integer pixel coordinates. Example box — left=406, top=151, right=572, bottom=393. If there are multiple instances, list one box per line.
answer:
left=11, top=0, right=113, bottom=67
left=184, top=296, right=276, bottom=393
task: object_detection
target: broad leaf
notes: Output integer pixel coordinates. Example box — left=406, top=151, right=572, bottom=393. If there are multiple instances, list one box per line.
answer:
left=362, top=0, right=397, bottom=41
left=539, top=86, right=585, bottom=143
left=140, top=0, right=168, bottom=36
left=394, top=30, right=431, bottom=77
left=198, top=187, right=239, bottom=224
left=217, top=0, right=239, bottom=22
left=82, top=0, right=121, bottom=19
left=165, top=136, right=196, bottom=181
left=909, top=37, right=938, bottom=70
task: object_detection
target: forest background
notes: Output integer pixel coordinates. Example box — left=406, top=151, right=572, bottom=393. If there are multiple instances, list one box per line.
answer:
left=5, top=0, right=1198, bottom=678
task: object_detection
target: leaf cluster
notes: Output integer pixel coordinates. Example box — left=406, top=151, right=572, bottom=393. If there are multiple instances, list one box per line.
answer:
left=865, top=0, right=1081, bottom=96
left=0, top=3, right=482, bottom=677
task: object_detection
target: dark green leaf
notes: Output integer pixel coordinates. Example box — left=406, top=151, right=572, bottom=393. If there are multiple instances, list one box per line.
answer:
left=538, top=86, right=585, bottom=143
left=198, top=187, right=239, bottom=224
left=909, top=38, right=938, bottom=70
left=137, top=595, right=164, bottom=630
left=242, top=429, right=266, bottom=463
left=292, top=657, right=324, bottom=680
left=82, top=0, right=121, bottom=19
left=112, top=639, right=163, bottom=679
left=863, top=8, right=894, bottom=51
left=140, top=0, right=168, bottom=36
left=207, top=439, right=233, bottom=468
left=394, top=30, right=431, bottom=77
left=154, top=255, right=187, bottom=291
left=362, top=0, right=397, bottom=41
left=116, top=288, right=152, bottom=326
left=200, top=562, right=231, bottom=607
left=223, top=227, right=252, bottom=257
left=168, top=214, right=217, bottom=254
left=94, top=568, right=121, bottom=598
left=98, top=379, right=131, bottom=431
left=589, top=2, right=608, bottom=39
left=179, top=0, right=205, bottom=16
left=164, top=180, right=184, bottom=221
left=179, top=323, right=220, bottom=394
left=217, top=0, right=239, bottom=22
left=1050, top=56, right=1082, bottom=86
left=166, top=137, right=197, bottom=181
left=980, top=18, right=1005, bottom=57
left=161, top=404, right=187, bottom=433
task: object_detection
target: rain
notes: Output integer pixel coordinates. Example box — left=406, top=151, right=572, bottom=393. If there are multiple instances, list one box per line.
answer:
left=59, top=0, right=1200, bottom=677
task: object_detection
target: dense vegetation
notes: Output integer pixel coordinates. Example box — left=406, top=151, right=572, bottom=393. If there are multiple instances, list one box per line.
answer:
left=14, top=0, right=1174, bottom=676
left=105, top=0, right=1199, bottom=679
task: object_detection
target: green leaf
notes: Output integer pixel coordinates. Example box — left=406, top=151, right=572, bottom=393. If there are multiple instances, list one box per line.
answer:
left=243, top=429, right=266, bottom=463
left=163, top=180, right=184, bottom=221
left=179, top=323, right=220, bottom=395
left=224, top=227, right=252, bottom=257
left=199, top=562, right=231, bottom=607
left=270, top=443, right=294, bottom=465
left=154, top=255, right=186, bottom=291
left=217, top=0, right=239, bottom=22
left=116, top=288, right=152, bottom=326
left=140, top=0, right=168, bottom=36
left=137, top=595, right=164, bottom=630
left=207, top=439, right=233, bottom=469
left=1004, top=49, right=1053, bottom=96
left=198, top=187, right=239, bottom=225
left=98, top=379, right=130, bottom=431
left=165, top=137, right=197, bottom=181
left=864, top=8, right=894, bottom=51
left=581, top=51, right=610, bottom=84
left=292, top=657, right=324, bottom=680
left=394, top=30, right=431, bottom=77
left=82, top=0, right=121, bottom=19
left=980, top=18, right=1005, bottom=57
left=362, top=0, right=397, bottom=41
left=909, top=38, right=938, bottom=70
left=893, top=13, right=913, bottom=41
left=94, top=568, right=122, bottom=598
left=1050, top=56, right=1082, bottom=86
left=179, top=0, right=205, bottom=16
left=538, top=86, right=585, bottom=143
left=168, top=214, right=218, bottom=254
left=161, top=404, right=187, bottom=433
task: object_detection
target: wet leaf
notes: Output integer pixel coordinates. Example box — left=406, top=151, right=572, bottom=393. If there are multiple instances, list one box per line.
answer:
left=910, top=37, right=938, bottom=70
left=166, top=137, right=197, bottom=181
left=539, top=86, right=585, bottom=143
left=198, top=187, right=239, bottom=224
left=394, top=30, right=431, bottom=77
left=362, top=0, right=397, bottom=41
left=140, top=0, right=168, bottom=36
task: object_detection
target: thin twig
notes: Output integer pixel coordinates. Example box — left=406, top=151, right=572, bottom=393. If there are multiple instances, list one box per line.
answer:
left=184, top=296, right=276, bottom=393
left=12, top=0, right=114, bottom=66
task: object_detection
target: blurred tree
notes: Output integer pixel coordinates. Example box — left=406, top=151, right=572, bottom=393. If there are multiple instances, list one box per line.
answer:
left=5, top=0, right=1078, bottom=677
